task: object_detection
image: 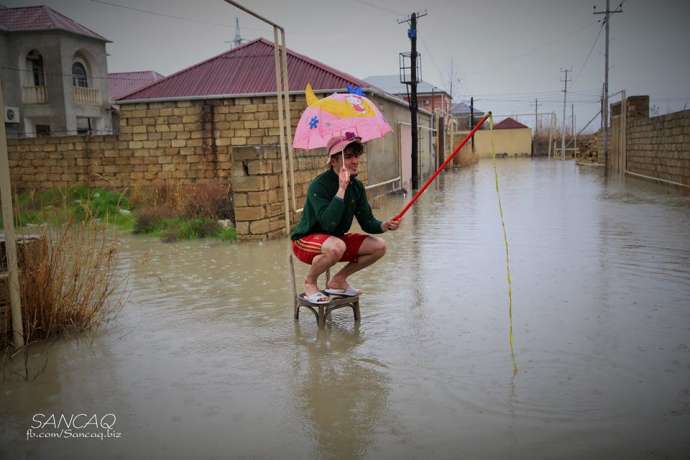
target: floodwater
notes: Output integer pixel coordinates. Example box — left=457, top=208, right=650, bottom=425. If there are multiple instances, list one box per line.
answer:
left=2, top=159, right=690, bottom=459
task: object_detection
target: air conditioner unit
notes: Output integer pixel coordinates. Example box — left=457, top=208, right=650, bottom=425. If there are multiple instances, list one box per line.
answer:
left=4, top=106, right=20, bottom=123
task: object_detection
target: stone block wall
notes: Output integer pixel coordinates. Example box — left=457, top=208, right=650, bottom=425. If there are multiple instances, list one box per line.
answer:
left=231, top=145, right=369, bottom=240
left=7, top=96, right=310, bottom=190
left=7, top=100, right=232, bottom=188
left=624, top=97, right=690, bottom=186
left=6, top=93, right=385, bottom=239
left=602, top=96, right=690, bottom=186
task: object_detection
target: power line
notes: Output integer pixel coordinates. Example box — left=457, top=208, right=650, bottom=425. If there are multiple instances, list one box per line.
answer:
left=349, top=0, right=403, bottom=16
left=1, top=65, right=162, bottom=81
left=573, top=20, right=606, bottom=85
left=90, top=0, right=234, bottom=29
left=419, top=38, right=447, bottom=91
left=460, top=19, right=600, bottom=77
left=89, top=0, right=322, bottom=37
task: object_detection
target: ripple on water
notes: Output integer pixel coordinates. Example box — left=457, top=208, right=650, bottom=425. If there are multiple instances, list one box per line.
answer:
left=434, top=349, right=644, bottom=423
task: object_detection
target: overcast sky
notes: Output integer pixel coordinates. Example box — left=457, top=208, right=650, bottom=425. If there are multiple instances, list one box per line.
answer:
left=5, top=0, right=690, bottom=131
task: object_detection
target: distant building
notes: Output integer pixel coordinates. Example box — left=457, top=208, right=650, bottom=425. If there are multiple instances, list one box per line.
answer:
left=0, top=5, right=113, bottom=137
left=451, top=101, right=485, bottom=130
left=363, top=75, right=452, bottom=119
left=107, top=71, right=164, bottom=101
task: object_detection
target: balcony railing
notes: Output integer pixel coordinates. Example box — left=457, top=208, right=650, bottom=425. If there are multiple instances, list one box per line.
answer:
left=22, top=86, right=48, bottom=104
left=73, top=87, right=99, bottom=106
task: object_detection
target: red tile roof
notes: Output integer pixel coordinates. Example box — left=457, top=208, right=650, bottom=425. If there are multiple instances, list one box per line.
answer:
left=494, top=117, right=529, bottom=130
left=108, top=71, right=165, bottom=100
left=117, top=38, right=373, bottom=101
left=0, top=5, right=108, bottom=41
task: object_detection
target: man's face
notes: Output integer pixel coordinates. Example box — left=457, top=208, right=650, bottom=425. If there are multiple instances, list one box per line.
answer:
left=331, top=150, right=361, bottom=176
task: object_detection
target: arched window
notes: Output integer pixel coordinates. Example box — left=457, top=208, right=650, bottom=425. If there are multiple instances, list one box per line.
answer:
left=72, top=62, right=88, bottom=87
left=26, top=50, right=45, bottom=86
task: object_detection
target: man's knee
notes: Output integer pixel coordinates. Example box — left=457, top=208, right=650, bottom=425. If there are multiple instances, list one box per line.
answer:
left=370, top=236, right=386, bottom=258
left=324, top=238, right=346, bottom=260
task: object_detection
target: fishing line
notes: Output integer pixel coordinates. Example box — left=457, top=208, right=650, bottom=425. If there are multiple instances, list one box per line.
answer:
left=488, top=115, right=518, bottom=375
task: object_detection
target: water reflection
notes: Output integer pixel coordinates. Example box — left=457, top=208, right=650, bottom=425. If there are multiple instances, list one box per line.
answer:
left=293, top=323, right=388, bottom=460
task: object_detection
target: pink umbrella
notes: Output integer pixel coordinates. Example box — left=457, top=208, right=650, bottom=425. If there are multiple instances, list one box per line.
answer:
left=293, top=83, right=392, bottom=150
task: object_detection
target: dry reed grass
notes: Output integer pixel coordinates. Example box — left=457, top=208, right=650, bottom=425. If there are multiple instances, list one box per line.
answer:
left=1, top=220, right=123, bottom=352
left=130, top=180, right=232, bottom=220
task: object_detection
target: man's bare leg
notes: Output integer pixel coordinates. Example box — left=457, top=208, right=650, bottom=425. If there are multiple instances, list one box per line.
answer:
left=304, top=237, right=345, bottom=296
left=327, top=236, right=386, bottom=291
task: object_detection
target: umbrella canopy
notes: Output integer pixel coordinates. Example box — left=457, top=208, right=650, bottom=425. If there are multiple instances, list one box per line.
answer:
left=293, top=83, right=392, bottom=150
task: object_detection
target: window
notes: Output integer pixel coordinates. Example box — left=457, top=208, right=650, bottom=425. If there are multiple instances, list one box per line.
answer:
left=36, top=125, right=51, bottom=137
left=26, top=50, right=45, bottom=86
left=76, top=117, right=92, bottom=135
left=72, top=62, right=88, bottom=87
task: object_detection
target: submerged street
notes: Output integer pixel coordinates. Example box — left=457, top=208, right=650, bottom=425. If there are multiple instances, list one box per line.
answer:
left=2, top=159, right=689, bottom=459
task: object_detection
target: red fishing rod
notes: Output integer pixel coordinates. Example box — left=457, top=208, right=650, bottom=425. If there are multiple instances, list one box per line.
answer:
left=394, top=112, right=491, bottom=221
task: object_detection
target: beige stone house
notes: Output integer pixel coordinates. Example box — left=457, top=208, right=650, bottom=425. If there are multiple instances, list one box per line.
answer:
left=453, top=117, right=532, bottom=159
left=0, top=5, right=113, bottom=137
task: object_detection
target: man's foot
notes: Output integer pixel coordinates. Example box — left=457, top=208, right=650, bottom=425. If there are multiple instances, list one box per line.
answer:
left=325, top=278, right=362, bottom=296
left=302, top=283, right=330, bottom=304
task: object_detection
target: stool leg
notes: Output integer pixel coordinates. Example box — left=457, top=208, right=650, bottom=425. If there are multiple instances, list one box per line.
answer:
left=353, top=300, right=361, bottom=321
left=294, top=299, right=299, bottom=320
left=318, top=305, right=326, bottom=328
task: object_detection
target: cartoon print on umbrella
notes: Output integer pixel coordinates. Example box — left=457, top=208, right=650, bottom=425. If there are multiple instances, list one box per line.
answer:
left=293, top=83, right=392, bottom=151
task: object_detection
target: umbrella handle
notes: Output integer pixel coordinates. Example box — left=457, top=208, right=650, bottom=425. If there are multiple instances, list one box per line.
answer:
left=394, top=112, right=491, bottom=221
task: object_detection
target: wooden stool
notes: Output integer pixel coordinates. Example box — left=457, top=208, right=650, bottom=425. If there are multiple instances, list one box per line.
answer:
left=295, top=293, right=360, bottom=328
left=289, top=252, right=361, bottom=328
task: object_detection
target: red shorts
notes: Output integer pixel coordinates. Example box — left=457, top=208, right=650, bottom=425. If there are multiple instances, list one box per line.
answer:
left=292, top=233, right=368, bottom=265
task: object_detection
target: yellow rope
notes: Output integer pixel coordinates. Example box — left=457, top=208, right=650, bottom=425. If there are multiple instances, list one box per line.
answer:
left=488, top=114, right=518, bottom=375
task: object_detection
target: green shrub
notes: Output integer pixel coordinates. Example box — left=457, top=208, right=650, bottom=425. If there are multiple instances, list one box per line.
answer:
left=160, top=218, right=221, bottom=242
left=218, top=226, right=237, bottom=241
left=5, top=186, right=132, bottom=229
left=133, top=207, right=172, bottom=234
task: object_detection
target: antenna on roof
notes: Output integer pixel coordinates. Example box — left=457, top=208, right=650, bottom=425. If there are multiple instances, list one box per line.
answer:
left=225, top=16, right=245, bottom=48
left=233, top=16, right=244, bottom=48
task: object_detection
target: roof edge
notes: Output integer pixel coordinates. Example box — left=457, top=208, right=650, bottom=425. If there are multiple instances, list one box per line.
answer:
left=117, top=87, right=432, bottom=116
left=118, top=38, right=266, bottom=101
left=117, top=88, right=351, bottom=104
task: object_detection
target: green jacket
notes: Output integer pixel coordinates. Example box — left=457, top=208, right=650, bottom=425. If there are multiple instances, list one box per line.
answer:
left=291, top=168, right=383, bottom=240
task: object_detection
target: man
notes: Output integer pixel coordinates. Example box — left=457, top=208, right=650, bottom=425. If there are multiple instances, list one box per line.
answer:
left=291, top=134, right=400, bottom=304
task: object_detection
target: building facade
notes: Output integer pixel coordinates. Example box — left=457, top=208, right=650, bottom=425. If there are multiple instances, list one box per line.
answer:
left=363, top=75, right=452, bottom=119
left=0, top=5, right=113, bottom=138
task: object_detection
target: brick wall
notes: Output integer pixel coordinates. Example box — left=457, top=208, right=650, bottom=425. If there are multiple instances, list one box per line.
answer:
left=7, top=96, right=309, bottom=190
left=6, top=94, right=386, bottom=239
left=624, top=97, right=690, bottom=186
left=231, top=145, right=369, bottom=240
left=604, top=96, right=690, bottom=187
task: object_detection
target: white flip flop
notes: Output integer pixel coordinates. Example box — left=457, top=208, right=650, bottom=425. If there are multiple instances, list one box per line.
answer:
left=323, top=286, right=361, bottom=297
left=301, top=291, right=331, bottom=304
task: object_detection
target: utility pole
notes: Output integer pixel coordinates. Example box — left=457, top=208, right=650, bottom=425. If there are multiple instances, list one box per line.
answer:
left=449, top=58, right=454, bottom=102
left=573, top=108, right=577, bottom=155
left=547, top=112, right=554, bottom=159
left=399, top=10, right=427, bottom=189
left=470, top=96, right=475, bottom=150
left=533, top=98, right=539, bottom=156
left=560, top=67, right=572, bottom=160
left=0, top=82, right=24, bottom=349
left=571, top=103, right=575, bottom=148
left=431, top=86, right=437, bottom=167
left=594, top=0, right=623, bottom=175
